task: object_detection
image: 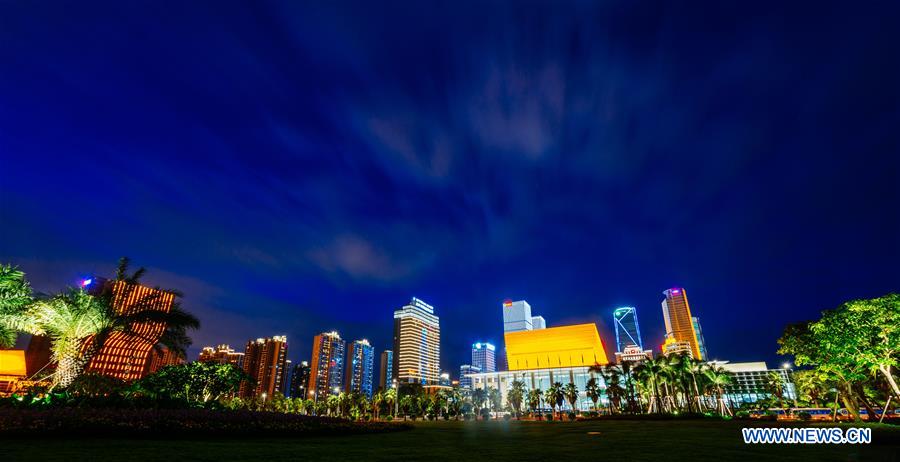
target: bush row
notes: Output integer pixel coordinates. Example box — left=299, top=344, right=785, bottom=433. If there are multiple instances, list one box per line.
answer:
left=0, top=408, right=413, bottom=438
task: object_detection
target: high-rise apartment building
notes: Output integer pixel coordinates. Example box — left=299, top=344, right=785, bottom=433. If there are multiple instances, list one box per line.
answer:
left=308, top=331, right=346, bottom=397
left=459, top=364, right=481, bottom=390
left=392, top=297, right=440, bottom=385
left=85, top=278, right=176, bottom=381
left=282, top=359, right=293, bottom=396
left=379, top=350, right=393, bottom=390
left=289, top=361, right=311, bottom=400
left=144, top=346, right=183, bottom=375
left=345, top=339, right=375, bottom=398
left=198, top=344, right=245, bottom=368
left=239, top=336, right=289, bottom=399
left=661, top=288, right=702, bottom=360
left=692, top=317, right=708, bottom=360
left=613, top=306, right=643, bottom=352
left=471, top=342, right=496, bottom=373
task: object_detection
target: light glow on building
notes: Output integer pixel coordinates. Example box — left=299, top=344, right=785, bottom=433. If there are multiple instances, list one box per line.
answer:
left=504, top=323, right=609, bottom=370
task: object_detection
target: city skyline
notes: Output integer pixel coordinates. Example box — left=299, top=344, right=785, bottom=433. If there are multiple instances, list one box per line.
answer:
left=2, top=1, right=898, bottom=379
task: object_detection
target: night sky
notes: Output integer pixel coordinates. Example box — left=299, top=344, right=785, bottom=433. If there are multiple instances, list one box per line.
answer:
left=2, top=1, right=899, bottom=376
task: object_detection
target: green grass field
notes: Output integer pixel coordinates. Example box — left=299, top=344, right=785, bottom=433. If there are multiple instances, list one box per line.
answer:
left=4, top=419, right=899, bottom=461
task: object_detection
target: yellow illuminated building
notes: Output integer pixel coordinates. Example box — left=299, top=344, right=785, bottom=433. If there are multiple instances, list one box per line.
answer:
left=0, top=350, right=27, bottom=377
left=504, top=323, right=609, bottom=370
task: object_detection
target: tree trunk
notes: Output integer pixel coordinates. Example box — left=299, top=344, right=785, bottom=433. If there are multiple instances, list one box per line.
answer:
left=879, top=365, right=900, bottom=401
left=852, top=382, right=878, bottom=421
left=840, top=383, right=861, bottom=422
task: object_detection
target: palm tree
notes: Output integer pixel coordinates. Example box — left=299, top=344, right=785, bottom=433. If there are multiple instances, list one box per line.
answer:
left=602, top=368, right=626, bottom=414
left=563, top=382, right=579, bottom=414
left=326, top=394, right=340, bottom=416
left=488, top=387, right=502, bottom=419
left=585, top=377, right=600, bottom=411
left=372, top=390, right=384, bottom=420
left=704, top=365, right=733, bottom=416
left=383, top=387, right=397, bottom=418
left=527, top=388, right=542, bottom=416
left=2, top=258, right=199, bottom=389
left=546, top=382, right=564, bottom=418
left=507, top=380, right=526, bottom=418
left=634, top=357, right=665, bottom=413
left=472, top=388, right=488, bottom=414
left=765, top=371, right=786, bottom=408
left=0, top=265, right=33, bottom=348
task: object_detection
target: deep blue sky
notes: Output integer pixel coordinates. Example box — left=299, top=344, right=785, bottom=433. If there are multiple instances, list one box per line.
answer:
left=1, top=1, right=898, bottom=376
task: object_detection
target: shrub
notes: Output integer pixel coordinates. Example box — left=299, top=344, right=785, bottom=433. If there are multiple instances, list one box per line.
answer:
left=798, top=411, right=812, bottom=421
left=480, top=408, right=491, bottom=420
left=734, top=410, right=750, bottom=419
left=503, top=414, right=512, bottom=421
left=0, top=408, right=412, bottom=437
left=464, top=413, right=474, bottom=421
left=567, top=412, right=577, bottom=421
left=545, top=413, right=554, bottom=421
left=385, top=415, right=393, bottom=421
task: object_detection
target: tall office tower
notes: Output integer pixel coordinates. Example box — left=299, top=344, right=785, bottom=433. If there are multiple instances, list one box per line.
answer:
left=531, top=316, right=547, bottom=330
left=345, top=339, right=375, bottom=398
left=308, top=331, right=346, bottom=397
left=661, top=288, right=702, bottom=360
left=282, top=359, right=293, bottom=396
left=198, top=344, right=245, bottom=368
left=471, top=342, right=496, bottom=373
left=379, top=350, right=394, bottom=390
left=289, top=361, right=311, bottom=400
left=613, top=307, right=644, bottom=352
left=692, top=317, right=709, bottom=360
left=239, top=336, right=289, bottom=398
left=502, top=299, right=533, bottom=332
left=85, top=278, right=176, bottom=381
left=459, top=364, right=481, bottom=389
left=392, top=297, right=440, bottom=385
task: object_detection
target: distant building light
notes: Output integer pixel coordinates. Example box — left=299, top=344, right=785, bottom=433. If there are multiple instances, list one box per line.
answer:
left=503, top=299, right=513, bottom=307
left=81, top=278, right=93, bottom=287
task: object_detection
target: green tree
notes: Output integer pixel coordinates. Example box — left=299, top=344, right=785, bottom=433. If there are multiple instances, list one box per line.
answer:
left=134, top=362, right=247, bottom=403
left=563, top=382, right=579, bottom=413
left=545, top=382, right=564, bottom=418
left=527, top=388, right=542, bottom=415
left=703, top=365, right=733, bottom=416
left=507, top=380, right=526, bottom=418
left=584, top=377, right=600, bottom=411
left=488, top=387, right=502, bottom=419
left=0, top=265, right=33, bottom=348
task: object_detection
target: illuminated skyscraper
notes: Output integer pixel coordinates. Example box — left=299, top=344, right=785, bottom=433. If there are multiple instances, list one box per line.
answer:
left=85, top=278, right=176, bottom=381
left=289, top=360, right=311, bottom=399
left=379, top=350, right=393, bottom=390
left=661, top=288, right=702, bottom=360
left=240, top=336, right=289, bottom=398
left=345, top=339, right=375, bottom=398
left=471, top=342, right=496, bottom=373
left=692, top=317, right=708, bottom=360
left=308, top=331, right=346, bottom=397
left=613, top=306, right=643, bottom=352
left=392, top=297, right=440, bottom=385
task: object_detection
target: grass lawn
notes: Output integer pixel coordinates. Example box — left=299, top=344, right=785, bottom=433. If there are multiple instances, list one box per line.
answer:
left=4, top=419, right=899, bottom=461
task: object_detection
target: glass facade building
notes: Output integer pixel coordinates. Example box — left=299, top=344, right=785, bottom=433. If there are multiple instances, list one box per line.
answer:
left=459, top=364, right=481, bottom=390
left=308, top=331, right=346, bottom=397
left=692, top=317, right=708, bottom=361
left=378, top=350, right=393, bottom=390
left=469, top=366, right=607, bottom=411
left=345, top=339, right=375, bottom=398
left=661, top=288, right=703, bottom=360
left=712, top=361, right=797, bottom=405
left=612, top=306, right=643, bottom=352
left=471, top=342, right=496, bottom=373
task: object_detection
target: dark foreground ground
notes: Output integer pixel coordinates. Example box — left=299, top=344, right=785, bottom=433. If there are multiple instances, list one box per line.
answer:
left=4, top=419, right=899, bottom=461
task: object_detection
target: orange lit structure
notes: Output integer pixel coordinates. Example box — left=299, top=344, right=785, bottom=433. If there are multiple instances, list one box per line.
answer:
left=86, top=280, right=175, bottom=381
left=503, top=323, right=609, bottom=370
left=0, top=350, right=27, bottom=395
left=661, top=288, right=702, bottom=360
left=241, top=336, right=289, bottom=398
